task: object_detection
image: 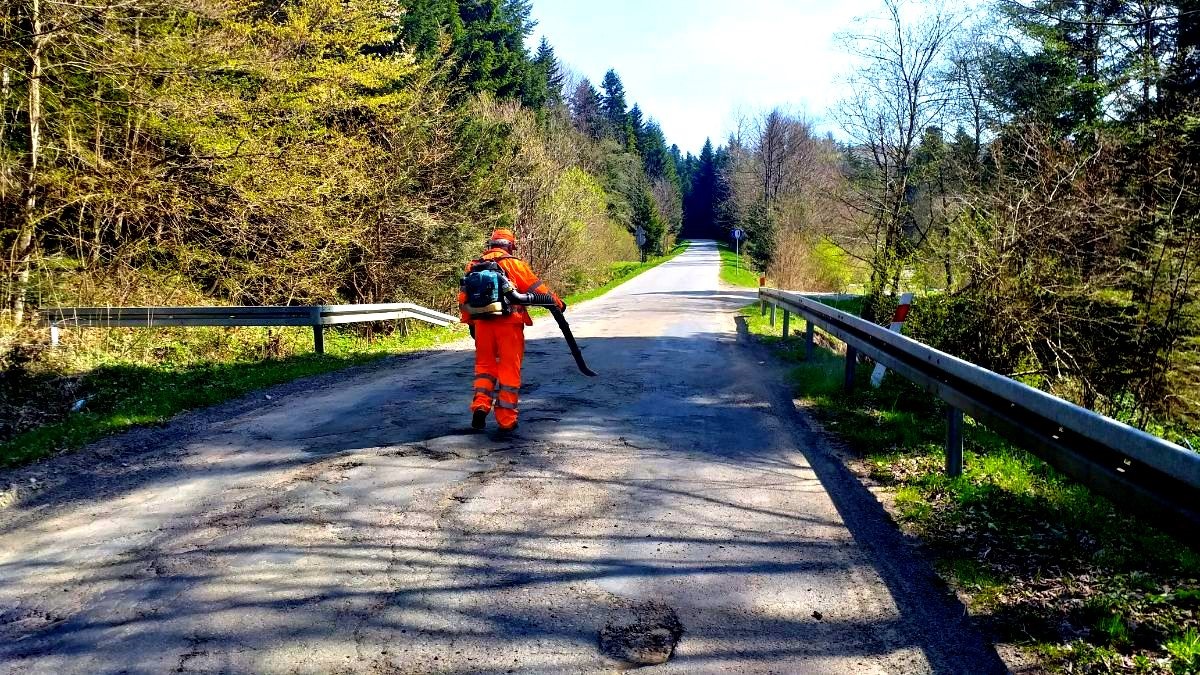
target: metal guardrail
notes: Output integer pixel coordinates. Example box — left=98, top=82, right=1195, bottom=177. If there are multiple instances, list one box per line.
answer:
left=759, top=287, right=1200, bottom=535
left=41, top=303, right=459, bottom=354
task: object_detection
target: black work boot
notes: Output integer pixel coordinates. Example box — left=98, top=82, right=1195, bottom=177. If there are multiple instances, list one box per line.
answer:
left=497, top=422, right=518, bottom=437
left=471, top=409, right=488, bottom=431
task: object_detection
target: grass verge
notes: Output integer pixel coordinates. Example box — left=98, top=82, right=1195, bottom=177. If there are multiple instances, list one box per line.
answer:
left=740, top=302, right=1200, bottom=674
left=0, top=247, right=688, bottom=470
left=718, top=242, right=760, bottom=287
left=0, top=324, right=466, bottom=469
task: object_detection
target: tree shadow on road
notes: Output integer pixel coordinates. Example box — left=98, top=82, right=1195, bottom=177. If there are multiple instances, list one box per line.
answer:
left=0, top=329, right=1007, bottom=673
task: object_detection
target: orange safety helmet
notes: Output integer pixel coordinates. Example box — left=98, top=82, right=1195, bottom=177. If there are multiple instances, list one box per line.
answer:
left=488, top=228, right=517, bottom=252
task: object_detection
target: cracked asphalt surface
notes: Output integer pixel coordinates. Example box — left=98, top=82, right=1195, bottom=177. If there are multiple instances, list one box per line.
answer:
left=0, top=241, right=1006, bottom=673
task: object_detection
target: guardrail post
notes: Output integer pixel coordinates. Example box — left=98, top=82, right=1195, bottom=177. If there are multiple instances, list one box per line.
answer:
left=946, top=407, right=964, bottom=477
left=782, top=310, right=790, bottom=339
left=311, top=307, right=325, bottom=355
left=769, top=303, right=776, bottom=327
left=805, top=321, right=814, bottom=360
left=760, top=299, right=766, bottom=316
left=844, top=347, right=857, bottom=392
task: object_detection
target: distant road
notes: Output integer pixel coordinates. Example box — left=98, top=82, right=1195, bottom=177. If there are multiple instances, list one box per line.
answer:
left=0, top=240, right=1004, bottom=673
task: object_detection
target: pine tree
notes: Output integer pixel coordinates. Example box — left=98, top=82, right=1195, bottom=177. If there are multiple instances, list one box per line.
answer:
left=640, top=122, right=677, bottom=185
left=600, top=69, right=628, bottom=139
left=683, top=139, right=719, bottom=239
left=397, top=0, right=538, bottom=103
left=532, top=37, right=565, bottom=107
left=632, top=186, right=666, bottom=256
left=624, top=120, right=640, bottom=153
left=987, top=0, right=1125, bottom=133
left=628, top=104, right=645, bottom=143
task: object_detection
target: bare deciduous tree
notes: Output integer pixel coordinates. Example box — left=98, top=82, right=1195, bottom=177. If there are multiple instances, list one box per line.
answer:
left=835, top=0, right=964, bottom=294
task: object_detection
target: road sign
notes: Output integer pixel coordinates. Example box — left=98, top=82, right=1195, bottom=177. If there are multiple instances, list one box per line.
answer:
left=732, top=228, right=745, bottom=241
left=635, top=226, right=647, bottom=247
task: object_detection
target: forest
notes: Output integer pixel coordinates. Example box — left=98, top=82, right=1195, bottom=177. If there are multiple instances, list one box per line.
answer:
left=677, top=0, right=1200, bottom=440
left=0, top=0, right=682, bottom=314
left=0, top=0, right=680, bottom=440
left=4, top=0, right=1200, bottom=439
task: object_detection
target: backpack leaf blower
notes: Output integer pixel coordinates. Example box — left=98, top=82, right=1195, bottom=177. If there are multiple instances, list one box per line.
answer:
left=507, top=290, right=598, bottom=377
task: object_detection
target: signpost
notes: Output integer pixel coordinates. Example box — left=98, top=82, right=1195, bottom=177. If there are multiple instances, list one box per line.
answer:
left=635, top=226, right=647, bottom=263
left=732, top=228, right=745, bottom=271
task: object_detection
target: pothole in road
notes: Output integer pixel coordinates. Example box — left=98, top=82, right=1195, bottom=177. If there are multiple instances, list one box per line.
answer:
left=598, top=601, right=684, bottom=669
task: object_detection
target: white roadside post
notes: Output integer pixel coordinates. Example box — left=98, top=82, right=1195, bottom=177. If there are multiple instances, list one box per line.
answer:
left=869, top=293, right=913, bottom=388
left=732, top=228, right=744, bottom=271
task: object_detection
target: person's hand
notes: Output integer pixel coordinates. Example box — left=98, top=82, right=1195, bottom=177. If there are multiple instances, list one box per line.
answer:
left=554, top=295, right=566, bottom=311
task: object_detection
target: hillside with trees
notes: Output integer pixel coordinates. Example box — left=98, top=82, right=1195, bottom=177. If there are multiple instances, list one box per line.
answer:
left=687, top=0, right=1200, bottom=440
left=0, top=0, right=682, bottom=441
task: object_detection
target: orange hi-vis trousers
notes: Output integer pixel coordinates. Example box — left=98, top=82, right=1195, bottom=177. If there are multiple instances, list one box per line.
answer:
left=470, top=320, right=525, bottom=429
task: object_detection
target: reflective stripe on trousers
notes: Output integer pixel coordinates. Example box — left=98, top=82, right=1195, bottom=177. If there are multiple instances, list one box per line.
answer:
left=469, top=320, right=525, bottom=428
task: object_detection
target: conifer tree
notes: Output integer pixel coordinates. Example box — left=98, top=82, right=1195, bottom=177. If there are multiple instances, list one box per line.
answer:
left=570, top=79, right=605, bottom=139
left=532, top=37, right=565, bottom=106
left=398, top=0, right=538, bottom=103
left=600, top=69, right=629, bottom=138
left=683, top=139, right=719, bottom=239
left=628, top=104, right=645, bottom=142
left=640, top=122, right=677, bottom=185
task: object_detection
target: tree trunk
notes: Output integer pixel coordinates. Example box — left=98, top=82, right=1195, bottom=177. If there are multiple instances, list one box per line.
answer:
left=12, top=0, right=44, bottom=325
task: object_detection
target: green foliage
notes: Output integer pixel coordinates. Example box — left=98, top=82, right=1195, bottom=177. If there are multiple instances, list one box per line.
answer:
left=632, top=188, right=666, bottom=256
left=600, top=69, right=629, bottom=141
left=718, top=243, right=759, bottom=288
left=743, top=202, right=777, bottom=270
left=531, top=37, right=565, bottom=107
left=0, top=0, right=688, bottom=456
left=398, top=0, right=539, bottom=103
left=1166, top=629, right=1200, bottom=673
left=0, top=323, right=467, bottom=468
left=683, top=138, right=720, bottom=239
left=810, top=238, right=854, bottom=289
left=740, top=300, right=1200, bottom=672
left=2, top=243, right=687, bottom=469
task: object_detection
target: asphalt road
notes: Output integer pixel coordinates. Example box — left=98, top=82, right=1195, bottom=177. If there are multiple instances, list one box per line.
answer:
left=0, top=240, right=1006, bottom=674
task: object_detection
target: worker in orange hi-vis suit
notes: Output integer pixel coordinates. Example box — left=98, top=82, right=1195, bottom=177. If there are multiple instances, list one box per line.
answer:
left=458, top=228, right=564, bottom=434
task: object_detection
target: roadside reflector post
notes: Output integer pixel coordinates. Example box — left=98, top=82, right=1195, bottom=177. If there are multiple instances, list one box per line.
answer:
left=871, top=292, right=914, bottom=387
left=50, top=325, right=60, bottom=347
left=805, top=321, right=814, bottom=360
left=844, top=346, right=858, bottom=392
left=782, top=309, right=790, bottom=339
left=759, top=278, right=767, bottom=315
left=311, top=308, right=325, bottom=355
left=769, top=303, right=776, bottom=327
left=946, top=407, right=964, bottom=477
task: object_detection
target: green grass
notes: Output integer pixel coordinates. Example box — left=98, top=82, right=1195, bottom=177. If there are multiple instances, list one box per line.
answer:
left=740, top=302, right=1200, bottom=673
left=1, top=247, right=688, bottom=470
left=718, top=242, right=760, bottom=287
left=0, top=323, right=465, bottom=469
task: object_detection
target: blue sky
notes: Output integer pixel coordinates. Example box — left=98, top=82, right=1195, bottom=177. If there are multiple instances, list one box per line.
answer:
left=527, top=0, right=880, bottom=154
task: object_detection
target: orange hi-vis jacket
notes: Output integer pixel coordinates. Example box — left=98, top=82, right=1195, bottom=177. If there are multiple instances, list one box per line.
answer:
left=457, top=248, right=554, bottom=326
